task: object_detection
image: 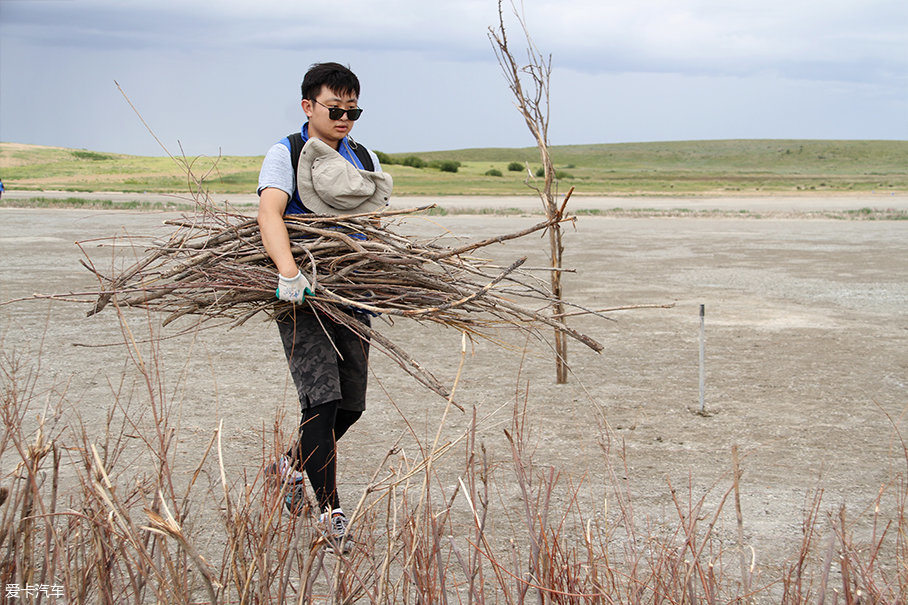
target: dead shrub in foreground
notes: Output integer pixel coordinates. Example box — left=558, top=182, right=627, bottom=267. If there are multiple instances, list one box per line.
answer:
left=1, top=334, right=906, bottom=604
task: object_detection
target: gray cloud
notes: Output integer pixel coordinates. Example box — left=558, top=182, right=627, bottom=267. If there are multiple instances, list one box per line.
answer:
left=1, top=0, right=904, bottom=156
left=5, top=0, right=905, bottom=80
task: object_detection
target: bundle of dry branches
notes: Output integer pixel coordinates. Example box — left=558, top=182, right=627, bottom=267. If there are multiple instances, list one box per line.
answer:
left=79, top=203, right=603, bottom=399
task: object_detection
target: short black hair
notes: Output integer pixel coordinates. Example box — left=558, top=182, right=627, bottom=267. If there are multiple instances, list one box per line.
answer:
left=301, top=62, right=360, bottom=101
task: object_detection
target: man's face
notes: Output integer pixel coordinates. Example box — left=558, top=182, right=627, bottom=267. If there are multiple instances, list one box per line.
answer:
left=302, top=85, right=359, bottom=149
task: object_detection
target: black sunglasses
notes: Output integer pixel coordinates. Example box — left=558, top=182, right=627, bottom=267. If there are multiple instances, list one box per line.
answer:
left=314, top=100, right=363, bottom=121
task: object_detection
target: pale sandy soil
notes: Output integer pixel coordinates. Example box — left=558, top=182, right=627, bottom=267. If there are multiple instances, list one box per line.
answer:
left=4, top=189, right=908, bottom=213
left=1, top=197, right=906, bottom=595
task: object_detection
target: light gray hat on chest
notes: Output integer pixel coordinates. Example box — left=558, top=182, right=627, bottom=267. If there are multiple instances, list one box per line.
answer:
left=296, top=137, right=393, bottom=215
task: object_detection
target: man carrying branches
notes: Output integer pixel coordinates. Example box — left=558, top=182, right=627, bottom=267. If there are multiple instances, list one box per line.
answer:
left=257, top=62, right=391, bottom=554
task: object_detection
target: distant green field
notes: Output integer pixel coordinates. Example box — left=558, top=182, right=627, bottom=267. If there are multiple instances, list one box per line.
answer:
left=2, top=140, right=906, bottom=196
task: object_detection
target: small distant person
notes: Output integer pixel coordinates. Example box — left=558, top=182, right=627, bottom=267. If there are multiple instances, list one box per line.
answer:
left=256, top=62, right=390, bottom=554
left=0, top=179, right=5, bottom=199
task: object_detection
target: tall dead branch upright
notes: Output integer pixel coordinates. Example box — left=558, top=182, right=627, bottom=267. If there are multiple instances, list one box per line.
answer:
left=489, top=0, right=571, bottom=383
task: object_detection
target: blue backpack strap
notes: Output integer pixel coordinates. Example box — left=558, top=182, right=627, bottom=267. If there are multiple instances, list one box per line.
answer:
left=348, top=137, right=375, bottom=172
left=279, top=133, right=305, bottom=211
left=277, top=133, right=306, bottom=177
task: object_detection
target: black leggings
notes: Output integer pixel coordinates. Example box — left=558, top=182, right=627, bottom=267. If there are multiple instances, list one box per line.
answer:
left=287, top=400, right=361, bottom=511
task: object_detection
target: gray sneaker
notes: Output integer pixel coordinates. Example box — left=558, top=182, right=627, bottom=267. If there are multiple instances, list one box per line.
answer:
left=282, top=477, right=308, bottom=516
left=320, top=508, right=353, bottom=555
left=266, top=456, right=307, bottom=516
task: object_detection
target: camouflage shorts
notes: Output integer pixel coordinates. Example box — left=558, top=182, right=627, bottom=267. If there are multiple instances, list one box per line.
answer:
left=276, top=308, right=371, bottom=412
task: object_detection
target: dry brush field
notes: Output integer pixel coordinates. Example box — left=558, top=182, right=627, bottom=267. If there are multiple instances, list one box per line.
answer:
left=1, top=202, right=906, bottom=602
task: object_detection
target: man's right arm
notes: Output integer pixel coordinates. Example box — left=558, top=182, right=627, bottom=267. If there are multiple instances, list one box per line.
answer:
left=257, top=142, right=299, bottom=278
left=257, top=187, right=299, bottom=278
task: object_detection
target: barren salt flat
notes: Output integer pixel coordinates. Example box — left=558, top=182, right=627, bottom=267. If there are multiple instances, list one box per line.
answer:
left=5, top=189, right=908, bottom=213
left=1, top=197, right=906, bottom=581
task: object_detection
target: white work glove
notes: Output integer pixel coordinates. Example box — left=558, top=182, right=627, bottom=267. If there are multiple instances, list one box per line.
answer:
left=276, top=271, right=313, bottom=304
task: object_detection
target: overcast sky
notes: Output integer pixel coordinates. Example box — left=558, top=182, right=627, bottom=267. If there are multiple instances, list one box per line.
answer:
left=1, top=0, right=905, bottom=157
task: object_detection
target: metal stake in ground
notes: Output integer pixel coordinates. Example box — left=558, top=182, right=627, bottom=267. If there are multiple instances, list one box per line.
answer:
left=699, top=303, right=706, bottom=413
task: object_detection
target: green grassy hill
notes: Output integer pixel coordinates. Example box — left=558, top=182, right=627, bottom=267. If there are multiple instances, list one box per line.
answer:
left=2, top=139, right=906, bottom=197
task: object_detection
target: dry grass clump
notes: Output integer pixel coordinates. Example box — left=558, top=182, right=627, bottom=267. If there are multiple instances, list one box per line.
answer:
left=1, top=325, right=905, bottom=604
